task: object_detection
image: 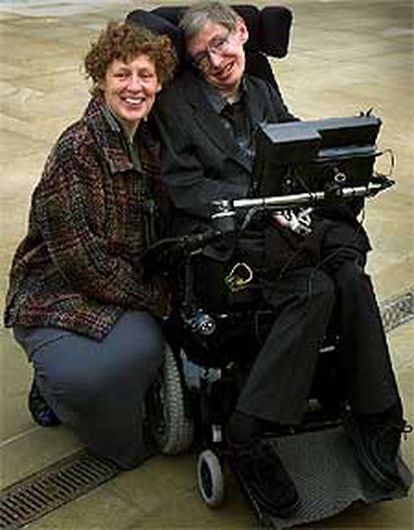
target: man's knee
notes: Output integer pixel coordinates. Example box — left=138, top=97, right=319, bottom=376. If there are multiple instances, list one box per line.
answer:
left=335, top=259, right=369, bottom=291
left=323, top=244, right=367, bottom=276
left=308, top=269, right=336, bottom=309
left=264, top=267, right=336, bottom=316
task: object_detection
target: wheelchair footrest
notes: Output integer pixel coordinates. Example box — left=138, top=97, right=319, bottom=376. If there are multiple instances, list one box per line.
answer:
left=235, top=425, right=412, bottom=528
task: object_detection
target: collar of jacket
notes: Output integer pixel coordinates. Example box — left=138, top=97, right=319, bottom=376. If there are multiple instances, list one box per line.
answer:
left=200, top=76, right=248, bottom=114
left=178, top=71, right=263, bottom=172
left=184, top=70, right=264, bottom=119
left=83, top=95, right=141, bottom=175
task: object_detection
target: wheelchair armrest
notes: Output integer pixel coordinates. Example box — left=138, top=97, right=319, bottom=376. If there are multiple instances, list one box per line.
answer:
left=143, top=230, right=225, bottom=277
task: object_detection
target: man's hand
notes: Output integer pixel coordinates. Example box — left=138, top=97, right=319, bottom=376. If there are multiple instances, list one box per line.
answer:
left=271, top=208, right=313, bottom=236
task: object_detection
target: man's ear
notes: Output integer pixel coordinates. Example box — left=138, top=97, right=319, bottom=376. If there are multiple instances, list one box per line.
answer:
left=236, top=17, right=249, bottom=45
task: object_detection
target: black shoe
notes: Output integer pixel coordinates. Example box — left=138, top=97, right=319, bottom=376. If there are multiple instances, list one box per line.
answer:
left=228, top=437, right=299, bottom=517
left=347, top=414, right=412, bottom=490
left=28, top=379, right=61, bottom=427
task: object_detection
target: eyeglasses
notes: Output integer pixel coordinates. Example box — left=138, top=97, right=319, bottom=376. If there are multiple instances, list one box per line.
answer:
left=190, top=31, right=234, bottom=71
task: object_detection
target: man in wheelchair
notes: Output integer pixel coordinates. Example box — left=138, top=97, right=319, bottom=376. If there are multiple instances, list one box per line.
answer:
left=153, top=1, right=408, bottom=518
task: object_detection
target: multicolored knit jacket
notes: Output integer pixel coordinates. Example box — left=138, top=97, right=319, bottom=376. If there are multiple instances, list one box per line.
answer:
left=4, top=95, right=171, bottom=340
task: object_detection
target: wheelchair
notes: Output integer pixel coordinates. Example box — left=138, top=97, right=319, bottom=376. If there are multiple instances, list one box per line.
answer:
left=130, top=4, right=401, bottom=526
left=143, top=175, right=392, bottom=519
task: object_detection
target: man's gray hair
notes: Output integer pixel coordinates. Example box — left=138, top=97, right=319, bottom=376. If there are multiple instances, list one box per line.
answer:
left=179, top=1, right=239, bottom=41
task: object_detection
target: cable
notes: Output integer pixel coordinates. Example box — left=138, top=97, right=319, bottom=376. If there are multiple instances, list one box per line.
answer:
left=305, top=211, right=367, bottom=302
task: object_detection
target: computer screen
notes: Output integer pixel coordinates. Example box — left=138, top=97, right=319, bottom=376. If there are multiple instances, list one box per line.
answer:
left=252, top=115, right=382, bottom=198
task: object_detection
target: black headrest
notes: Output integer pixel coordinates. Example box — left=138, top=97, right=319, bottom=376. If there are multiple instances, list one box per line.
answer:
left=260, top=6, right=293, bottom=57
left=127, top=4, right=292, bottom=59
left=151, top=6, right=185, bottom=26
left=126, top=9, right=184, bottom=60
left=231, top=5, right=261, bottom=50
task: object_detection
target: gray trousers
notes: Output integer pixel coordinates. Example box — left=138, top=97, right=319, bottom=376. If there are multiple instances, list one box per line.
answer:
left=14, top=311, right=164, bottom=469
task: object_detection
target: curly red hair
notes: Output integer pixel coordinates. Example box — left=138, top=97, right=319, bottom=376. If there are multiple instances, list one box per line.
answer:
left=84, top=21, right=177, bottom=94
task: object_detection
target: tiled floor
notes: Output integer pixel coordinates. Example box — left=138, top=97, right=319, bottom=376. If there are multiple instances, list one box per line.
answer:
left=1, top=0, right=413, bottom=528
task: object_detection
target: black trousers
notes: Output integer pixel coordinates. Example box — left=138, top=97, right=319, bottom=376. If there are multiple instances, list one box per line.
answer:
left=236, top=221, right=401, bottom=425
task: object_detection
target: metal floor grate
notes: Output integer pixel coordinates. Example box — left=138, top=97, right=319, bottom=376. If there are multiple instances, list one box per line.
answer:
left=0, top=288, right=413, bottom=529
left=0, top=450, right=120, bottom=529
left=381, top=288, right=414, bottom=332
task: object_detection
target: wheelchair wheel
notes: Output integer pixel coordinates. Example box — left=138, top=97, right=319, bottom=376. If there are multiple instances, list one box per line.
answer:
left=197, top=449, right=225, bottom=507
left=147, top=344, right=193, bottom=455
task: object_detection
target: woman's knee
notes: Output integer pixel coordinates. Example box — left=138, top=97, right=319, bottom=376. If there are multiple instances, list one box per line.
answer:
left=112, top=311, right=165, bottom=376
left=31, top=316, right=165, bottom=410
left=33, top=352, right=106, bottom=409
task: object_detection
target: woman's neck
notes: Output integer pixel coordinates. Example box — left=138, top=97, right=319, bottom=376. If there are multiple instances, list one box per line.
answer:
left=121, top=120, right=139, bottom=143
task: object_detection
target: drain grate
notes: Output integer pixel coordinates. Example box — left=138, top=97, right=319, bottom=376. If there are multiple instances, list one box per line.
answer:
left=381, top=288, right=414, bottom=332
left=0, top=450, right=120, bottom=529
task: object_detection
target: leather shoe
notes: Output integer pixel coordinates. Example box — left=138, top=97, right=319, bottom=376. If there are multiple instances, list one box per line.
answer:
left=228, top=437, right=299, bottom=517
left=347, top=414, right=412, bottom=490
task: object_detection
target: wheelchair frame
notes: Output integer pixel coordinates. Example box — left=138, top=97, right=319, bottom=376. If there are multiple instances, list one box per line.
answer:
left=145, top=170, right=393, bottom=516
left=131, top=3, right=396, bottom=522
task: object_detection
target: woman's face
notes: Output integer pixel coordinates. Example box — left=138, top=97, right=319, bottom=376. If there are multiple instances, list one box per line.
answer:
left=101, top=54, right=161, bottom=134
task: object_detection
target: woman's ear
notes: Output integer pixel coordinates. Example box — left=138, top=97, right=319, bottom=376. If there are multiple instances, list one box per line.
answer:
left=156, top=83, right=162, bottom=93
left=97, top=78, right=106, bottom=93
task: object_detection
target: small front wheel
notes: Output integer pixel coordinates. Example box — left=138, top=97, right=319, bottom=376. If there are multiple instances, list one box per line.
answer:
left=197, top=449, right=225, bottom=507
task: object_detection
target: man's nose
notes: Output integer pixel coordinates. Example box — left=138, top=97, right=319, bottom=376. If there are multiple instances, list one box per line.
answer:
left=208, top=49, right=224, bottom=68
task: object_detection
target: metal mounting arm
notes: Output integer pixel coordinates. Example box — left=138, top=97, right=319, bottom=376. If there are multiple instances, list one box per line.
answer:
left=210, top=177, right=394, bottom=233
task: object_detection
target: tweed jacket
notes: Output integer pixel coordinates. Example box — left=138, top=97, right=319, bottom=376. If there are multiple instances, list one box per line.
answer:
left=4, top=96, right=170, bottom=340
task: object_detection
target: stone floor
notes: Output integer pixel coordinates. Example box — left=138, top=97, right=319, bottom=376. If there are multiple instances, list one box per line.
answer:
left=0, top=0, right=413, bottom=528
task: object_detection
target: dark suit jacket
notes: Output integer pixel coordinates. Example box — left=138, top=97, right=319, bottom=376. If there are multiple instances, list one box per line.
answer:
left=154, top=69, right=370, bottom=269
left=155, top=69, right=295, bottom=233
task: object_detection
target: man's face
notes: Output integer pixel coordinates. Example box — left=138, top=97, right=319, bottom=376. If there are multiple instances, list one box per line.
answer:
left=101, top=54, right=161, bottom=134
left=186, top=18, right=248, bottom=96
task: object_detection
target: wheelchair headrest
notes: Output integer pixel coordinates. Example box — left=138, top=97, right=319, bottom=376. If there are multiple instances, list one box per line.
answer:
left=126, top=4, right=292, bottom=60
left=126, top=9, right=184, bottom=60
